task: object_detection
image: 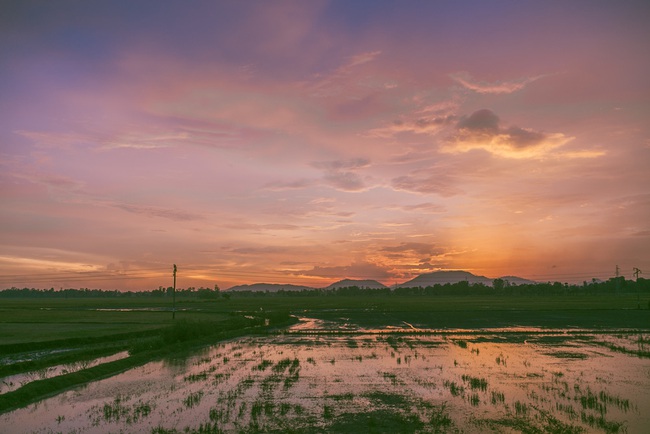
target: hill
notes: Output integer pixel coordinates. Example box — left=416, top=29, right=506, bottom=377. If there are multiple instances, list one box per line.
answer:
left=396, top=270, right=492, bottom=287
left=226, top=271, right=536, bottom=291
left=324, top=279, right=388, bottom=290
left=227, top=283, right=315, bottom=292
left=397, top=271, right=536, bottom=288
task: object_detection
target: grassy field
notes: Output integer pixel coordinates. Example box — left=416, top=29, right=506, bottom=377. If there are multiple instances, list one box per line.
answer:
left=2, top=293, right=648, bottom=345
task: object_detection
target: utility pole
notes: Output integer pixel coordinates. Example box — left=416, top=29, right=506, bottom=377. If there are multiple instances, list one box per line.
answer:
left=633, top=267, right=642, bottom=309
left=615, top=265, right=621, bottom=292
left=173, top=264, right=177, bottom=320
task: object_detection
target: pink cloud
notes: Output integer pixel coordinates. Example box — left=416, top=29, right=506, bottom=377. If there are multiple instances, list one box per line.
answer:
left=450, top=71, right=546, bottom=94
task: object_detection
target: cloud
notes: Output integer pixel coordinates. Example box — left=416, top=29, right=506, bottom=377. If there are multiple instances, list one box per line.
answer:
left=391, top=170, right=461, bottom=197
left=112, top=203, right=204, bottom=222
left=229, top=246, right=296, bottom=255
left=381, top=242, right=444, bottom=256
left=219, top=220, right=303, bottom=232
left=323, top=171, right=365, bottom=191
left=457, top=109, right=500, bottom=132
left=263, top=179, right=316, bottom=191
left=260, top=196, right=355, bottom=220
left=30, top=173, right=84, bottom=191
left=5, top=165, right=85, bottom=196
left=450, top=71, right=545, bottom=94
left=366, top=98, right=460, bottom=139
left=367, top=115, right=456, bottom=138
left=312, top=158, right=371, bottom=192
left=311, top=158, right=370, bottom=171
left=310, top=51, right=382, bottom=97
left=401, top=202, right=446, bottom=213
left=442, top=109, right=574, bottom=159
left=299, top=261, right=392, bottom=279
left=14, top=130, right=92, bottom=150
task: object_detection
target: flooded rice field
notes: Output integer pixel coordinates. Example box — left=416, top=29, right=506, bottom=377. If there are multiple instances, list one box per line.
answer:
left=0, top=352, right=130, bottom=395
left=2, top=319, right=649, bottom=433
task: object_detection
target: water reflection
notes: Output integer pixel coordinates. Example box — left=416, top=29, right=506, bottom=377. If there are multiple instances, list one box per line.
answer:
left=1, top=322, right=648, bottom=433
left=0, top=351, right=129, bottom=394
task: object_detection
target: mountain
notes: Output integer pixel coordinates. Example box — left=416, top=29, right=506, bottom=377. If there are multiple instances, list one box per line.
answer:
left=397, top=271, right=536, bottom=288
left=227, top=283, right=315, bottom=292
left=227, top=271, right=535, bottom=291
left=324, top=279, right=388, bottom=290
left=396, top=270, right=492, bottom=288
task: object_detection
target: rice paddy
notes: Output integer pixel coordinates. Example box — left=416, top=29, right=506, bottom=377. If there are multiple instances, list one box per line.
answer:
left=1, top=294, right=649, bottom=432
left=2, top=318, right=648, bottom=433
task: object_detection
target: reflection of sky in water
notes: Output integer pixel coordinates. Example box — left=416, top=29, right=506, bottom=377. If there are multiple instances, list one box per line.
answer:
left=0, top=352, right=129, bottom=394
left=1, top=324, right=648, bottom=433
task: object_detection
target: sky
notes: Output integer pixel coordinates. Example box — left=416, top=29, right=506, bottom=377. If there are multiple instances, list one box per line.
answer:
left=1, top=1, right=649, bottom=290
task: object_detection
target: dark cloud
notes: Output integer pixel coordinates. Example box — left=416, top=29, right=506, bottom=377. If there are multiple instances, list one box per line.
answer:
left=263, top=179, right=316, bottom=191
left=446, top=109, right=571, bottom=157
left=311, top=158, right=370, bottom=171
left=323, top=171, right=365, bottom=191
left=504, top=126, right=545, bottom=149
left=457, top=109, right=499, bottom=132
left=312, top=158, right=370, bottom=192
left=300, top=261, right=392, bottom=279
left=391, top=172, right=461, bottom=197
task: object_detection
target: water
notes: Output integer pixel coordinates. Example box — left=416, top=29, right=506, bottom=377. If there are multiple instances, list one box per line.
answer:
left=1, top=321, right=648, bottom=433
left=0, top=352, right=129, bottom=395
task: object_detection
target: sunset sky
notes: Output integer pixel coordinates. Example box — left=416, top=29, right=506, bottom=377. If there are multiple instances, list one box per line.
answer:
left=1, top=1, right=649, bottom=290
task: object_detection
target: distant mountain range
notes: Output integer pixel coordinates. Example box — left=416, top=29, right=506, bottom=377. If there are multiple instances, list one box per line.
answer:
left=226, top=283, right=315, bottom=292
left=227, top=271, right=535, bottom=291
left=324, top=279, right=388, bottom=290
left=395, top=271, right=536, bottom=288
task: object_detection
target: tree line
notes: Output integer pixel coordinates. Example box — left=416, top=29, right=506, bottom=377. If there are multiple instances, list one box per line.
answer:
left=2, top=277, right=647, bottom=298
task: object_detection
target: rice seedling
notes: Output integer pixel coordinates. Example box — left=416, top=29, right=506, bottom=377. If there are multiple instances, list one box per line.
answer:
left=183, top=391, right=204, bottom=408
left=280, top=402, right=291, bottom=416
left=491, top=391, right=505, bottom=404
left=184, top=372, right=209, bottom=382
left=429, top=402, right=452, bottom=430
left=514, top=401, right=528, bottom=416
left=461, top=374, right=488, bottom=391
left=454, top=340, right=468, bottom=349
left=323, top=404, right=334, bottom=420
left=443, top=380, right=464, bottom=397
left=252, top=359, right=273, bottom=371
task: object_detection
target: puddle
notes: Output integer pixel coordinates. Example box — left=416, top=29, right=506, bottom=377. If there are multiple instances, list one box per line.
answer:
left=1, top=324, right=648, bottom=433
left=0, top=351, right=130, bottom=394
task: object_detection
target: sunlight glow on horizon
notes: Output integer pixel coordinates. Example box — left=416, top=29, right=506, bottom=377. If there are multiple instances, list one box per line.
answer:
left=1, top=1, right=648, bottom=290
